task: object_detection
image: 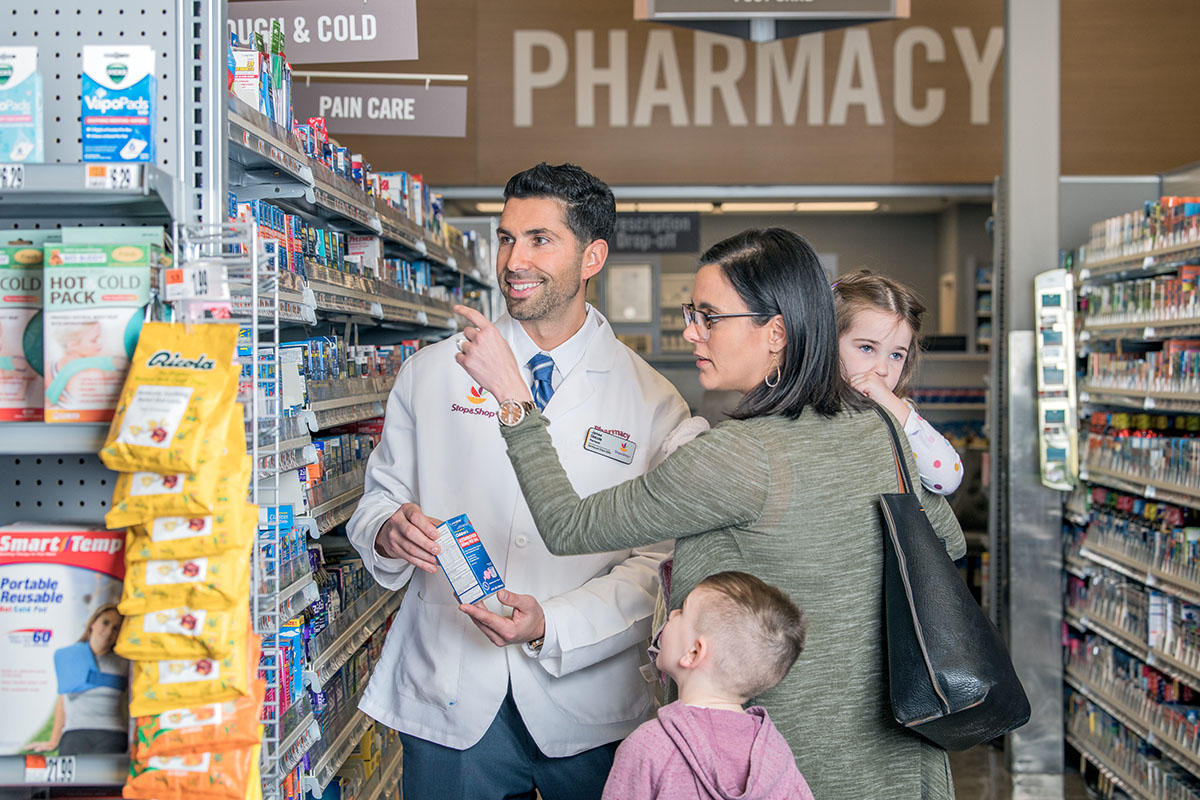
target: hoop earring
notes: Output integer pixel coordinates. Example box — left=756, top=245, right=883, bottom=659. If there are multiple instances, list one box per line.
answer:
left=764, top=361, right=782, bottom=388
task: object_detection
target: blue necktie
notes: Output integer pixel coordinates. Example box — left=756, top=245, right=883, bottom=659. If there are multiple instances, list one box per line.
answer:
left=529, top=353, right=555, bottom=411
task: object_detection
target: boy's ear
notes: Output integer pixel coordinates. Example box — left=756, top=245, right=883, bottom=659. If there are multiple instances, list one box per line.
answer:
left=678, top=636, right=710, bottom=671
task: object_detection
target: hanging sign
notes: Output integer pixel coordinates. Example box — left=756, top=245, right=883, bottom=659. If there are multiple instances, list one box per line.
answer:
left=611, top=214, right=700, bottom=253
left=637, top=0, right=907, bottom=18
left=291, top=83, right=467, bottom=137
left=227, top=0, right=417, bottom=64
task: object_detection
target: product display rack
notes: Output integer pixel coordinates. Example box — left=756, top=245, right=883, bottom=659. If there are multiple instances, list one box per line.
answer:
left=1063, top=177, right=1200, bottom=797
left=0, top=1, right=490, bottom=797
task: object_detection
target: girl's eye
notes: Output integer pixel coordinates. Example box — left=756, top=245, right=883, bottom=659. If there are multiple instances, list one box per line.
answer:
left=890, top=352, right=906, bottom=362
left=858, top=345, right=874, bottom=354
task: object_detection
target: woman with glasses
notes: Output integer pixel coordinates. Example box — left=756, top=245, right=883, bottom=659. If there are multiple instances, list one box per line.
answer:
left=452, top=227, right=965, bottom=800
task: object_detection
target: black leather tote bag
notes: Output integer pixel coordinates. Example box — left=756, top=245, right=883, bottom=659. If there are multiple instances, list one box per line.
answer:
left=874, top=405, right=1030, bottom=751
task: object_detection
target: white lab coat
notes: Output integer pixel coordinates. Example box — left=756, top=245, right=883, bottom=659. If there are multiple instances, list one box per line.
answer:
left=347, top=312, right=689, bottom=756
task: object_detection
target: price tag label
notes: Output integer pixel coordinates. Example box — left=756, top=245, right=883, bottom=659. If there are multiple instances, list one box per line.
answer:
left=24, top=755, right=76, bottom=783
left=1080, top=392, right=1091, bottom=403
left=1144, top=255, right=1154, bottom=268
left=447, top=256, right=458, bottom=269
left=369, top=302, right=383, bottom=318
left=1145, top=327, right=1156, bottom=338
left=85, top=164, right=138, bottom=190
left=1145, top=485, right=1157, bottom=499
left=164, top=265, right=227, bottom=302
left=1145, top=397, right=1156, bottom=409
left=1079, top=268, right=1091, bottom=280
left=0, top=163, right=25, bottom=190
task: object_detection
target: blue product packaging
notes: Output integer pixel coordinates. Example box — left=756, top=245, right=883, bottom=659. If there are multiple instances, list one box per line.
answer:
left=0, top=47, right=43, bottom=162
left=81, top=45, right=156, bottom=162
left=434, top=514, right=504, bottom=604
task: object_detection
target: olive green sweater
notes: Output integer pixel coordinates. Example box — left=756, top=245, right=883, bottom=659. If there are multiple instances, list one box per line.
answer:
left=501, top=407, right=965, bottom=800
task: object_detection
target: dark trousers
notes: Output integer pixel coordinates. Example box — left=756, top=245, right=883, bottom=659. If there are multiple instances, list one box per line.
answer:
left=398, top=690, right=619, bottom=800
left=58, top=728, right=127, bottom=755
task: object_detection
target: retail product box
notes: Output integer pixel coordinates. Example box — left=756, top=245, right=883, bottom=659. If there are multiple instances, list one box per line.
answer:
left=0, top=230, right=56, bottom=421
left=434, top=514, right=503, bottom=605
left=42, top=242, right=160, bottom=422
left=0, top=523, right=127, bottom=755
left=81, top=45, right=156, bottom=162
left=0, top=47, right=43, bottom=163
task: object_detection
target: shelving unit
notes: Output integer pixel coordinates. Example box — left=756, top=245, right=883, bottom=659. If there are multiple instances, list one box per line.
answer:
left=1063, top=180, right=1200, bottom=796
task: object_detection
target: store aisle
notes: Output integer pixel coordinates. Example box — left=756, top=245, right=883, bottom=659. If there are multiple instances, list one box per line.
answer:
left=951, top=747, right=1090, bottom=799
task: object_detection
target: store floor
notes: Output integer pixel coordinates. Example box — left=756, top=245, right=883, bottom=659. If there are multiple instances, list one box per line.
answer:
left=951, top=746, right=1090, bottom=799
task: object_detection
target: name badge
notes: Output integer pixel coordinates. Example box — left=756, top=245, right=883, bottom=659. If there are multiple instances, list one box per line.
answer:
left=584, top=427, right=636, bottom=464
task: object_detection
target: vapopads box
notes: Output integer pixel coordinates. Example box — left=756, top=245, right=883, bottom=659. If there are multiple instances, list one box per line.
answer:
left=81, top=45, right=155, bottom=162
left=0, top=524, right=127, bottom=755
left=0, top=47, right=43, bottom=163
left=434, top=514, right=504, bottom=605
left=43, top=242, right=160, bottom=422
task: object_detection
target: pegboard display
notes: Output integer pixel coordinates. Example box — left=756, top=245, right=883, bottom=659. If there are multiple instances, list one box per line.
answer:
left=5, top=0, right=179, bottom=178
left=0, top=454, right=114, bottom=526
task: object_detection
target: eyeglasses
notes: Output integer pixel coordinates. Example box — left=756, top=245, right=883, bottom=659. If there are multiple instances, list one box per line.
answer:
left=681, top=303, right=771, bottom=342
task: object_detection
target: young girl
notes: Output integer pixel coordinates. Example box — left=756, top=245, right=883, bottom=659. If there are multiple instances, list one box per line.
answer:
left=834, top=270, right=963, bottom=494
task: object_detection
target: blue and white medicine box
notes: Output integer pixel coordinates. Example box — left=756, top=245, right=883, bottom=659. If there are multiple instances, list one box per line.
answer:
left=81, top=45, right=155, bottom=162
left=435, top=514, right=504, bottom=605
left=0, top=47, right=43, bottom=163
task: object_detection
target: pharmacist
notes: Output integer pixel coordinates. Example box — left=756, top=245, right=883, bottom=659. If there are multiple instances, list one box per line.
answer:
left=347, top=163, right=688, bottom=800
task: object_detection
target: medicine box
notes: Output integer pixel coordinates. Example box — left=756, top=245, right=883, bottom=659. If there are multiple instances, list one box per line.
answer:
left=42, top=242, right=162, bottom=422
left=0, top=47, right=43, bottom=163
left=81, top=45, right=156, bottom=162
left=0, top=231, right=55, bottom=421
left=434, top=514, right=504, bottom=605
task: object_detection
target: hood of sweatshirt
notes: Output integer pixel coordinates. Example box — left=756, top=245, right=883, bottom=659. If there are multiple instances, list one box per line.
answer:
left=655, top=701, right=808, bottom=800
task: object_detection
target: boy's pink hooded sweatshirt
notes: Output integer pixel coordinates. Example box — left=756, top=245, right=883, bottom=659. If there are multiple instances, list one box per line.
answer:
left=602, top=701, right=815, bottom=800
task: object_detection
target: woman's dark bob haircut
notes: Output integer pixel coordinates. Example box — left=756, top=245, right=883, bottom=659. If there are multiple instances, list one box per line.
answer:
left=701, top=228, right=856, bottom=420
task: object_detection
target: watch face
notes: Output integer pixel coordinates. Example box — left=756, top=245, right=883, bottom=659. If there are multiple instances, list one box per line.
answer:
left=499, top=400, right=524, bottom=426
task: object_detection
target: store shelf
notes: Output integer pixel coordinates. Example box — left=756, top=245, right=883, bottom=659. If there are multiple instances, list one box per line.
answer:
left=227, top=99, right=315, bottom=197
left=279, top=695, right=322, bottom=775
left=278, top=572, right=319, bottom=622
left=0, top=162, right=176, bottom=219
left=309, top=392, right=391, bottom=414
left=304, top=589, right=403, bottom=691
left=0, top=423, right=109, bottom=455
left=305, top=708, right=375, bottom=797
left=1065, top=733, right=1154, bottom=800
left=359, top=744, right=403, bottom=800
left=1079, top=541, right=1200, bottom=606
left=1080, top=464, right=1200, bottom=513
left=921, top=352, right=991, bottom=362
left=0, top=754, right=128, bottom=787
left=1077, top=240, right=1200, bottom=284
left=1080, top=385, right=1200, bottom=413
left=1066, top=667, right=1200, bottom=778
left=1080, top=315, right=1200, bottom=344
left=1065, top=607, right=1200, bottom=692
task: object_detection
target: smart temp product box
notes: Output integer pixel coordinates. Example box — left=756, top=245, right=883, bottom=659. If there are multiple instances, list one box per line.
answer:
left=0, top=47, right=43, bottom=163
left=81, top=45, right=155, bottom=162
left=434, top=514, right=504, bottom=605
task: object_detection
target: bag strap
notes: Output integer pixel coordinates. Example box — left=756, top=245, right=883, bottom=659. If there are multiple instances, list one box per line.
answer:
left=872, top=404, right=915, bottom=496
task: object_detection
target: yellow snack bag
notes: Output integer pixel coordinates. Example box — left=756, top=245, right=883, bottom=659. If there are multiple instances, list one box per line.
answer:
left=123, top=743, right=260, bottom=800
left=115, top=601, right=248, bottom=661
left=119, top=543, right=252, bottom=614
left=132, top=679, right=266, bottom=760
left=125, top=502, right=256, bottom=561
left=129, top=630, right=260, bottom=717
left=101, top=322, right=239, bottom=474
left=107, top=403, right=248, bottom=528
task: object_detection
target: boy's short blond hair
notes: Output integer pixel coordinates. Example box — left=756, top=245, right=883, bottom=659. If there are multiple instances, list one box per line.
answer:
left=693, top=571, right=808, bottom=700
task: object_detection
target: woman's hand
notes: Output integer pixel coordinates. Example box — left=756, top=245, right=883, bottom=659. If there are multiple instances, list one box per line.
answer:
left=452, top=305, right=533, bottom=403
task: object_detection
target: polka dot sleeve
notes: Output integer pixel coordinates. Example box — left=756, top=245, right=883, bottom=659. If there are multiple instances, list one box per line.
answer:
left=901, top=399, right=964, bottom=495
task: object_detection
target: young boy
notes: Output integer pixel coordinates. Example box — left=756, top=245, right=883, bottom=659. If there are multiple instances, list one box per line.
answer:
left=603, top=571, right=814, bottom=800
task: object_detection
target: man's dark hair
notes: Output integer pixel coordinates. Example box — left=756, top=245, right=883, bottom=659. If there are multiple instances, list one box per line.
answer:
left=503, top=163, right=617, bottom=246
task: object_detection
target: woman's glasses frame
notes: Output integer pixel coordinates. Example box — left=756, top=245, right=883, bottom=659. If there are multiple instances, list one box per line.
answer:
left=681, top=303, right=771, bottom=341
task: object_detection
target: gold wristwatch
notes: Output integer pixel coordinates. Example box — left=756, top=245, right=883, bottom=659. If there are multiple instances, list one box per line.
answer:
left=498, top=399, right=536, bottom=427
